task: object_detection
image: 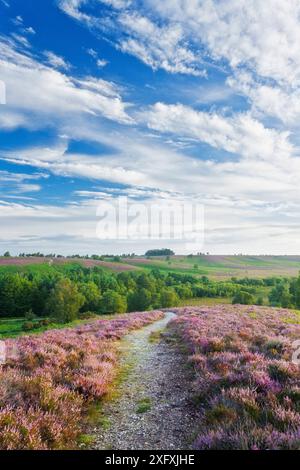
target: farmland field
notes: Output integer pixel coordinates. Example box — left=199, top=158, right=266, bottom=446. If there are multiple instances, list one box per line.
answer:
left=0, top=257, right=137, bottom=273
left=2, top=254, right=300, bottom=279
left=122, top=255, right=300, bottom=279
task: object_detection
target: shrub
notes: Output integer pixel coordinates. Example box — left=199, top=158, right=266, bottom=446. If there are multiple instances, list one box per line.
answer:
left=22, top=321, right=36, bottom=331
left=171, top=305, right=300, bottom=450
left=0, top=310, right=164, bottom=449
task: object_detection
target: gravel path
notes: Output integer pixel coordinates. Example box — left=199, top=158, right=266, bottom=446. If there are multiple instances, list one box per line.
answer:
left=92, top=312, right=199, bottom=450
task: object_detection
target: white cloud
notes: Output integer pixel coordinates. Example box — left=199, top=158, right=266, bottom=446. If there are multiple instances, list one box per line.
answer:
left=143, top=102, right=293, bottom=162
left=57, top=0, right=91, bottom=22
left=58, top=1, right=206, bottom=76
left=12, top=16, right=23, bottom=26
left=10, top=33, right=31, bottom=48
left=117, top=12, right=205, bottom=76
left=228, top=72, right=300, bottom=126
left=147, top=0, right=300, bottom=87
left=0, top=37, right=133, bottom=129
left=0, top=170, right=46, bottom=197
left=97, top=58, right=108, bottom=67
left=24, top=27, right=36, bottom=35
left=44, top=51, right=70, bottom=70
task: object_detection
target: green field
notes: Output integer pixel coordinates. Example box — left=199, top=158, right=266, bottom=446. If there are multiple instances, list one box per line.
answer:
left=2, top=254, right=300, bottom=279
left=123, top=255, right=300, bottom=279
left=0, top=316, right=96, bottom=339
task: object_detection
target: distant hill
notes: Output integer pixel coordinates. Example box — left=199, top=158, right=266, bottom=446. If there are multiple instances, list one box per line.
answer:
left=123, top=254, right=300, bottom=279
left=1, top=254, right=300, bottom=279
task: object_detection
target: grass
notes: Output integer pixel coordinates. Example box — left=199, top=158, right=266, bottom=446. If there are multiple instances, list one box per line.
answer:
left=78, top=434, right=96, bottom=447
left=0, top=313, right=122, bottom=339
left=148, top=329, right=163, bottom=343
left=0, top=316, right=94, bottom=339
left=136, top=397, right=152, bottom=414
left=124, top=255, right=300, bottom=279
left=177, top=297, right=232, bottom=307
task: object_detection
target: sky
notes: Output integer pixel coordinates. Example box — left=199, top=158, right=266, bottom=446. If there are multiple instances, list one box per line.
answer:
left=1, top=0, right=300, bottom=255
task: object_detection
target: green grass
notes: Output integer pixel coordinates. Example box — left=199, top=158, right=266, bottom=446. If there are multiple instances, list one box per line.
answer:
left=148, top=329, right=163, bottom=343
left=125, top=255, right=300, bottom=279
left=177, top=297, right=232, bottom=307
left=136, top=397, right=152, bottom=413
left=0, top=316, right=97, bottom=339
left=78, top=434, right=96, bottom=447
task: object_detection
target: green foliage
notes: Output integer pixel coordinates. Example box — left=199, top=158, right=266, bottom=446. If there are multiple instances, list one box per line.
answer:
left=78, top=281, right=102, bottom=312
left=136, top=397, right=152, bottom=413
left=145, top=249, right=175, bottom=257
left=22, top=321, right=35, bottom=332
left=46, top=279, right=85, bottom=323
left=232, top=290, right=255, bottom=305
left=256, top=296, right=264, bottom=306
left=160, top=288, right=179, bottom=308
left=3, top=259, right=299, bottom=327
left=128, top=288, right=153, bottom=311
left=99, top=290, right=127, bottom=314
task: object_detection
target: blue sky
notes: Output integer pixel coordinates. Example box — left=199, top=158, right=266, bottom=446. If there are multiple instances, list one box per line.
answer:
left=1, top=0, right=300, bottom=255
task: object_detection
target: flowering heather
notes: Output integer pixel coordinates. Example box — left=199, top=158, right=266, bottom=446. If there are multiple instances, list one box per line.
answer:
left=0, top=311, right=163, bottom=450
left=171, top=305, right=300, bottom=450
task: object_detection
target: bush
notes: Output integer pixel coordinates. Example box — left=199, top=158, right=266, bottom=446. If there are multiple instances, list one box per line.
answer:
left=0, top=310, right=164, bottom=449
left=78, top=311, right=96, bottom=320
left=37, top=319, right=51, bottom=327
left=25, top=309, right=36, bottom=321
left=22, top=321, right=35, bottom=331
left=232, top=291, right=255, bottom=305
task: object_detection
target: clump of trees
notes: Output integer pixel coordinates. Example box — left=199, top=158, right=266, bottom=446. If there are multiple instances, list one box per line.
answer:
left=0, top=265, right=182, bottom=323
left=145, top=249, right=175, bottom=257
left=1, top=262, right=289, bottom=325
left=268, top=275, right=300, bottom=309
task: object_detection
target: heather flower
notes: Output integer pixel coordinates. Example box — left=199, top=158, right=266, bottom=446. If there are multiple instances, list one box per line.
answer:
left=0, top=310, right=164, bottom=449
left=172, top=305, right=300, bottom=450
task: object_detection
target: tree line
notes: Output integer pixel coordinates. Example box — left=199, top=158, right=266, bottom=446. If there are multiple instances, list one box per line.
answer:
left=0, top=264, right=259, bottom=324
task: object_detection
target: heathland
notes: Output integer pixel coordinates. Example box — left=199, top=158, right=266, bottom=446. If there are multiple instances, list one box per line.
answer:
left=1, top=254, right=300, bottom=450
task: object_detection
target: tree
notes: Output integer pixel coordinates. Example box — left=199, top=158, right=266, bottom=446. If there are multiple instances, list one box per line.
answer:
left=3, top=251, right=11, bottom=258
left=175, top=285, right=193, bottom=299
left=46, top=279, right=85, bottom=323
left=293, top=274, right=300, bottom=308
left=160, top=288, right=179, bottom=308
left=128, top=288, right=153, bottom=311
left=99, top=290, right=127, bottom=314
left=145, top=249, right=175, bottom=257
left=78, top=281, right=101, bottom=312
left=232, top=290, right=255, bottom=305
